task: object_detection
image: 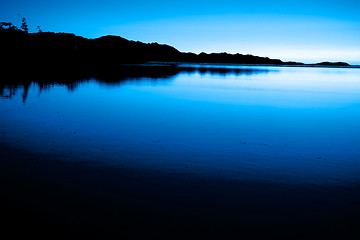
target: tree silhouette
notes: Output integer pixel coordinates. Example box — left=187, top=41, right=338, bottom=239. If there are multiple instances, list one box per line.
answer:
left=21, top=17, right=28, bottom=33
left=0, top=22, right=17, bottom=30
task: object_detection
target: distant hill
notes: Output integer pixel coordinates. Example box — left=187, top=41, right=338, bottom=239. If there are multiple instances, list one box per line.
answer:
left=0, top=23, right=351, bottom=73
left=314, top=62, right=350, bottom=66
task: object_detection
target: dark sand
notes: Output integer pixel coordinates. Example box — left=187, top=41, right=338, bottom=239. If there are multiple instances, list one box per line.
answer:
left=1, top=144, right=360, bottom=239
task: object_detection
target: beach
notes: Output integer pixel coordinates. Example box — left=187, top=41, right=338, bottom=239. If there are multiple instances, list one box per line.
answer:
left=1, top=143, right=360, bottom=239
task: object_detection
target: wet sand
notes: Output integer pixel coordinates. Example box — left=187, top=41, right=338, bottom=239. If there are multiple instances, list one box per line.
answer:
left=1, top=144, right=360, bottom=239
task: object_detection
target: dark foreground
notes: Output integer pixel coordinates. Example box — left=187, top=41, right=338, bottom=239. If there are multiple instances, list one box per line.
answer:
left=1, top=144, right=360, bottom=240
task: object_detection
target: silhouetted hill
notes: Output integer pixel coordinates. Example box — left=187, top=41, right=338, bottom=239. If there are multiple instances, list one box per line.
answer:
left=315, top=62, right=350, bottom=66
left=0, top=24, right=352, bottom=75
left=0, top=27, right=181, bottom=74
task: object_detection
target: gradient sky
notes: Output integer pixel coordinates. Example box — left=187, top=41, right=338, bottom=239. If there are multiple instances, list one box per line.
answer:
left=1, top=0, right=360, bottom=64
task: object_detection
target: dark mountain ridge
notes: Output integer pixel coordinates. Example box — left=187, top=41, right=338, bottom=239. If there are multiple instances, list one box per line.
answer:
left=1, top=24, right=350, bottom=74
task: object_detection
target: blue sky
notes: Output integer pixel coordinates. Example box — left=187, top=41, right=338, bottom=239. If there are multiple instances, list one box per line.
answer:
left=1, top=0, right=360, bottom=64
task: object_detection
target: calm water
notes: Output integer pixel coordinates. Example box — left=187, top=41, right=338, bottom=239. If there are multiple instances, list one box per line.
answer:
left=1, top=65, right=360, bottom=187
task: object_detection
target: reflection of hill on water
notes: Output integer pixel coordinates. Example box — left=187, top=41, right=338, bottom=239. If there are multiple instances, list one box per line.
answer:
left=192, top=66, right=270, bottom=75
left=0, top=64, right=270, bottom=103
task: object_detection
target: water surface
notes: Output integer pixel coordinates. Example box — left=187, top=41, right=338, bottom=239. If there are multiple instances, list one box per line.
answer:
left=1, top=65, right=360, bottom=188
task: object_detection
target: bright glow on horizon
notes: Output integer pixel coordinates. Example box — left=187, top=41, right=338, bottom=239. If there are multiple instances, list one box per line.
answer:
left=103, top=15, right=360, bottom=64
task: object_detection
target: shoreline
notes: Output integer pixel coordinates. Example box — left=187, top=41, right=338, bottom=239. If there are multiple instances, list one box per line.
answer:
left=149, top=61, right=360, bottom=69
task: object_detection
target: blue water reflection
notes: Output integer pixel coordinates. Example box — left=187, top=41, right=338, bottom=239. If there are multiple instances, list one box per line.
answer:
left=1, top=65, right=360, bottom=187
